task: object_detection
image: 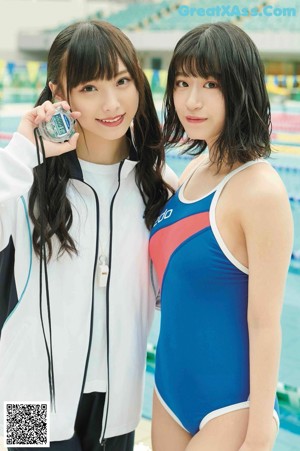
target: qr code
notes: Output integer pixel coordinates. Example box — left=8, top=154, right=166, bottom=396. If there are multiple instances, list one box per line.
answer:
left=4, top=402, right=50, bottom=447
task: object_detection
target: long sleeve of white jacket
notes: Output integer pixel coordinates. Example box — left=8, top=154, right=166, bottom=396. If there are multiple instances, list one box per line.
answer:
left=0, top=132, right=38, bottom=203
left=0, top=132, right=38, bottom=252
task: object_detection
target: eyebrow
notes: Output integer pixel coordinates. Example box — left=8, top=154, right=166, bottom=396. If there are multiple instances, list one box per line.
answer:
left=175, top=72, right=220, bottom=79
left=116, top=69, right=129, bottom=76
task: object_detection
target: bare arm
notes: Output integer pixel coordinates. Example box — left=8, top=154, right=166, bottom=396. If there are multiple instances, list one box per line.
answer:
left=239, top=168, right=293, bottom=449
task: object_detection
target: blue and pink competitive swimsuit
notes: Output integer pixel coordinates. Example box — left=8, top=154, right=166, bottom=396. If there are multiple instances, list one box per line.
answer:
left=149, top=160, right=280, bottom=435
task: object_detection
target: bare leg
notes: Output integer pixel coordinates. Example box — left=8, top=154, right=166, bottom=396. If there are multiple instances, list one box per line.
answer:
left=151, top=390, right=191, bottom=451
left=185, top=408, right=278, bottom=451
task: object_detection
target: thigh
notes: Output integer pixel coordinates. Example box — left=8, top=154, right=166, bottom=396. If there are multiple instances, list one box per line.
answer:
left=8, top=433, right=82, bottom=451
left=105, top=431, right=135, bottom=451
left=151, top=390, right=191, bottom=451
left=185, top=408, right=277, bottom=451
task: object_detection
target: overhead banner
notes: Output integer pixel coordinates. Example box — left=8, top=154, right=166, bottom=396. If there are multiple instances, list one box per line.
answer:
left=0, top=59, right=5, bottom=81
left=26, top=61, right=41, bottom=83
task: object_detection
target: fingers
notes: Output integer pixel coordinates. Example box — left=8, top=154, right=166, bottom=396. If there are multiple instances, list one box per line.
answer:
left=67, top=132, right=80, bottom=150
left=33, top=101, right=81, bottom=126
left=17, top=100, right=81, bottom=152
left=70, top=111, right=81, bottom=120
left=33, top=101, right=57, bottom=125
left=42, top=133, right=80, bottom=157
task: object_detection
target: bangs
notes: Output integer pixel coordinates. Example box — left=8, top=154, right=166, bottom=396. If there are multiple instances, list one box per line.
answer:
left=173, top=31, right=221, bottom=81
left=64, top=22, right=134, bottom=91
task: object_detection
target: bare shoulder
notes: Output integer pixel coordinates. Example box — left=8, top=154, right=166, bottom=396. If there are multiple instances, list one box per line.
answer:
left=234, top=161, right=288, bottom=204
left=179, top=154, right=207, bottom=185
left=228, top=161, right=292, bottom=229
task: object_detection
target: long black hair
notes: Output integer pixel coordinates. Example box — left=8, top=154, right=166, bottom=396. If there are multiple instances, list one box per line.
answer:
left=30, top=20, right=172, bottom=259
left=163, top=22, right=272, bottom=169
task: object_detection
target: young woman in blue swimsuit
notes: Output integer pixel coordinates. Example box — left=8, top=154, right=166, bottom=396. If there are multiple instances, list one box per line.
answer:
left=150, top=22, right=293, bottom=451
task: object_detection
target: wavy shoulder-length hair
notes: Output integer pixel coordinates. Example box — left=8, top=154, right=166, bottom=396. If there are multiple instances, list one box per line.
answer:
left=30, top=20, right=172, bottom=259
left=163, top=22, right=272, bottom=168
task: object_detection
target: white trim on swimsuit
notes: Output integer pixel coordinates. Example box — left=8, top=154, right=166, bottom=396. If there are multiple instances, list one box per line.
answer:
left=155, top=159, right=281, bottom=435
left=156, top=384, right=280, bottom=433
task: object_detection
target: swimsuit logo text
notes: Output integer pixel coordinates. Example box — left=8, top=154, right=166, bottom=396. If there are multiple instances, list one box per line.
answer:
left=154, top=208, right=173, bottom=227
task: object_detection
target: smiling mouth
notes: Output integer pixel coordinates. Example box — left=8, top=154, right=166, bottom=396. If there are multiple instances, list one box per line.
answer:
left=186, top=116, right=207, bottom=123
left=98, top=114, right=125, bottom=127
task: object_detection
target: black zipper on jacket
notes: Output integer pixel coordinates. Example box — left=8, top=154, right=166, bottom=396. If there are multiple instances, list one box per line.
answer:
left=100, top=160, right=124, bottom=446
left=71, top=160, right=124, bottom=446
left=74, top=179, right=100, bottom=430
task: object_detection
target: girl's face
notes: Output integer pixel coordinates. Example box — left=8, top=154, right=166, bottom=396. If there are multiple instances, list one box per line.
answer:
left=173, top=72, right=225, bottom=149
left=68, top=58, right=139, bottom=145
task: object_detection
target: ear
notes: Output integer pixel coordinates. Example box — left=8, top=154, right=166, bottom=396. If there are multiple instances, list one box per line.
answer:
left=48, top=81, right=64, bottom=102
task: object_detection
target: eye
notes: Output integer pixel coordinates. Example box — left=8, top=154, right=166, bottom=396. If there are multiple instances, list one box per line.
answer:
left=175, top=80, right=189, bottom=88
left=81, top=85, right=97, bottom=92
left=117, top=77, right=131, bottom=86
left=203, top=81, right=219, bottom=89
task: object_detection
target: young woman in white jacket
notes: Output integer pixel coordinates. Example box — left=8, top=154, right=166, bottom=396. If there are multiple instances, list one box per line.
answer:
left=0, top=20, right=177, bottom=451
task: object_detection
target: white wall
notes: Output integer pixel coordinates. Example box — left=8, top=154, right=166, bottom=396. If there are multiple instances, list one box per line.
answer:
left=1, top=0, right=299, bottom=63
left=0, top=0, right=120, bottom=59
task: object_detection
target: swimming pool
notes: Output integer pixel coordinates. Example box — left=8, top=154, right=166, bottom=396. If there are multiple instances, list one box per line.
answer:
left=1, top=107, right=300, bottom=450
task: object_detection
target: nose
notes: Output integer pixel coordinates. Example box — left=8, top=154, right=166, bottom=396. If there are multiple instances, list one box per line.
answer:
left=101, top=88, right=121, bottom=114
left=185, top=85, right=203, bottom=111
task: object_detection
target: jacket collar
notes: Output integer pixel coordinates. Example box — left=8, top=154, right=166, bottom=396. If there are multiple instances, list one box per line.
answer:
left=63, top=140, right=139, bottom=182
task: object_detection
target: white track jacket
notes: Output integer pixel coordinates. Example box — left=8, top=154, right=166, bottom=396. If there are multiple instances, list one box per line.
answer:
left=0, top=132, right=177, bottom=442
